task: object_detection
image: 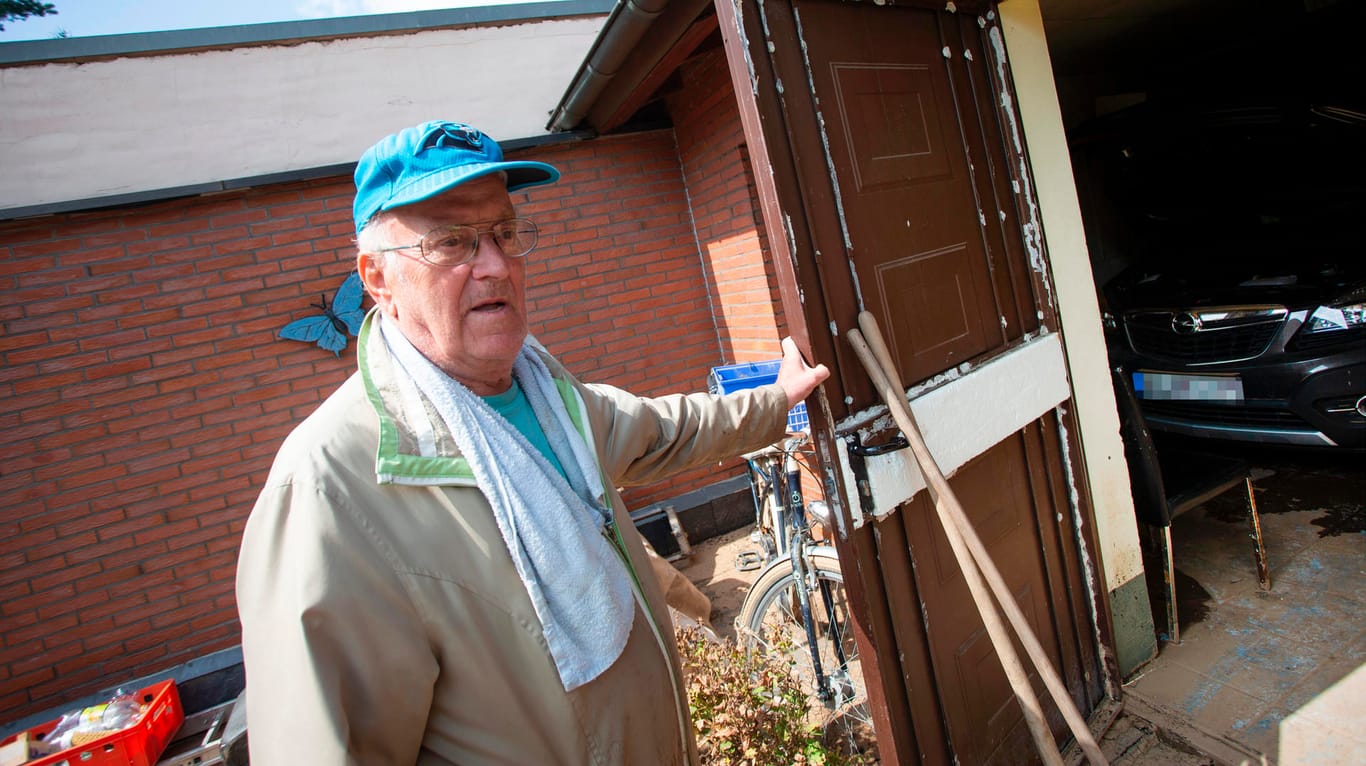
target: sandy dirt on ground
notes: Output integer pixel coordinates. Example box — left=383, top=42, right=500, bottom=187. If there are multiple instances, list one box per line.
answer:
left=671, top=527, right=1218, bottom=766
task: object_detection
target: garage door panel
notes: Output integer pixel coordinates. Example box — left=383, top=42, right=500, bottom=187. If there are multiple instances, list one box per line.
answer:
left=833, top=63, right=953, bottom=189
left=876, top=242, right=993, bottom=371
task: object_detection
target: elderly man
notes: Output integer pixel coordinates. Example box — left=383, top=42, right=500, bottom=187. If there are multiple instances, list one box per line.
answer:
left=235, top=120, right=829, bottom=765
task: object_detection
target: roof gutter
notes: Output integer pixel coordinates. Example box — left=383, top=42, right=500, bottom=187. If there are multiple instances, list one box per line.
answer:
left=548, top=0, right=713, bottom=133
left=548, top=0, right=669, bottom=132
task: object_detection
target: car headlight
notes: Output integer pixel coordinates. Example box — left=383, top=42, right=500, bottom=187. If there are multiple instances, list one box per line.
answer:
left=1302, top=286, right=1366, bottom=335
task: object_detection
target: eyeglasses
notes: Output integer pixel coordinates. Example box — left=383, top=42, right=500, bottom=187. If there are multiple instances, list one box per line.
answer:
left=374, top=218, right=539, bottom=267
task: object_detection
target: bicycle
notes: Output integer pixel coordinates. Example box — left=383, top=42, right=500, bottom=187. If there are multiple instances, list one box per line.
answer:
left=733, top=433, right=873, bottom=752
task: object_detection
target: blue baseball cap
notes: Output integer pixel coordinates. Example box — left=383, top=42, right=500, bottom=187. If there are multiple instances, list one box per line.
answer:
left=352, top=120, right=560, bottom=233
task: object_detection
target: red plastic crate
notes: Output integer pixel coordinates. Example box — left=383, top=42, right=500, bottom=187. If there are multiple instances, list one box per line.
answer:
left=3, top=679, right=184, bottom=766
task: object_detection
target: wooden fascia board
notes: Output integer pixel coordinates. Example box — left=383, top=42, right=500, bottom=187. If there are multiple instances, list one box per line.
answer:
left=595, top=13, right=720, bottom=132
left=581, top=0, right=713, bottom=131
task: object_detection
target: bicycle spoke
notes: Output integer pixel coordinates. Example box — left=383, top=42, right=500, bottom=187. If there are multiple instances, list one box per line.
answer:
left=739, top=557, right=875, bottom=757
left=736, top=435, right=878, bottom=759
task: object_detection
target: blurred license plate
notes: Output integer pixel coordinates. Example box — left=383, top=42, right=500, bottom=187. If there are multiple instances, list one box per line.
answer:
left=1133, top=371, right=1243, bottom=402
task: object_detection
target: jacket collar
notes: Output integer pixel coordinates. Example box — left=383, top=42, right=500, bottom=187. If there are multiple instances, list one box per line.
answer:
left=357, top=310, right=593, bottom=488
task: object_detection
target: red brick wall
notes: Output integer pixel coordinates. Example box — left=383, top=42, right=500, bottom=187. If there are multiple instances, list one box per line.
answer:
left=520, top=131, right=736, bottom=509
left=0, top=181, right=360, bottom=723
left=669, top=47, right=788, bottom=363
left=0, top=129, right=740, bottom=722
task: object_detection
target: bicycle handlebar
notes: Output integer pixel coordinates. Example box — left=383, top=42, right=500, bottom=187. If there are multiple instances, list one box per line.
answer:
left=741, top=431, right=810, bottom=461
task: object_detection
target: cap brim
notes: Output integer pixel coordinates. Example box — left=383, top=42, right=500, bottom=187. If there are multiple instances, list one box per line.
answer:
left=379, top=160, right=560, bottom=216
left=505, top=163, right=560, bottom=192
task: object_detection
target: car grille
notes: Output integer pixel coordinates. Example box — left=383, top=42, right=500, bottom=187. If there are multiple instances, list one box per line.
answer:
left=1289, top=326, right=1366, bottom=353
left=1140, top=400, right=1308, bottom=429
left=1124, top=307, right=1287, bottom=364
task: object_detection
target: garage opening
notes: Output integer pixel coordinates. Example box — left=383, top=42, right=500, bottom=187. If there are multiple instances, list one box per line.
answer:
left=1045, top=0, right=1365, bottom=759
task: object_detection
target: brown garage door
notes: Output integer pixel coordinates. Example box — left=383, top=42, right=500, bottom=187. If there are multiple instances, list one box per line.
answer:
left=717, top=0, right=1110, bottom=762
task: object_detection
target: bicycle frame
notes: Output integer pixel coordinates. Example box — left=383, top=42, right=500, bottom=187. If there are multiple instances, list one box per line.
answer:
left=743, top=452, right=783, bottom=563
left=743, top=434, right=809, bottom=564
left=742, top=434, right=852, bottom=704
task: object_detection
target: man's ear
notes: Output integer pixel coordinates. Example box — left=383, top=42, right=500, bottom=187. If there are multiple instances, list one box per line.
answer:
left=357, top=252, right=395, bottom=316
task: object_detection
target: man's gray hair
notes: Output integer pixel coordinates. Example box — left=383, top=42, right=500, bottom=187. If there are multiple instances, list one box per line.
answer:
left=355, top=216, right=392, bottom=257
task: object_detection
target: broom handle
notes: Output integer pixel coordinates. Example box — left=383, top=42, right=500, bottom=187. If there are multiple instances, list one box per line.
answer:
left=851, top=312, right=1107, bottom=765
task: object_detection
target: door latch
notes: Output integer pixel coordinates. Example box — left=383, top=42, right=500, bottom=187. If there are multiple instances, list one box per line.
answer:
left=843, top=432, right=910, bottom=517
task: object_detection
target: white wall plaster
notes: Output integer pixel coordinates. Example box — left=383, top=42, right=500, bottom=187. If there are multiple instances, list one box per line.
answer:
left=996, top=0, right=1144, bottom=590
left=985, top=16, right=1054, bottom=320
left=0, top=17, right=605, bottom=209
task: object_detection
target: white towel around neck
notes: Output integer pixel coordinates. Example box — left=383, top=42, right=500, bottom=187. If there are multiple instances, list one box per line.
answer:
left=379, top=317, right=636, bottom=691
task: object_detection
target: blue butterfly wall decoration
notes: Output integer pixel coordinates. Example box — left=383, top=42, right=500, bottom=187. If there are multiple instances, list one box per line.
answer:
left=279, top=271, right=366, bottom=356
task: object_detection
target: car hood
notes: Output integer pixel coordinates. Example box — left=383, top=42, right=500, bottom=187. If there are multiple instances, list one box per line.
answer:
left=1105, top=241, right=1364, bottom=313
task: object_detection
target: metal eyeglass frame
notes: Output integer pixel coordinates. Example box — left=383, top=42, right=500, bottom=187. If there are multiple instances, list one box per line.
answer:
left=371, top=218, right=538, bottom=267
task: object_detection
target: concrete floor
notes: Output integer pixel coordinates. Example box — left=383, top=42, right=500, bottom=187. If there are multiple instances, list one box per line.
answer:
left=675, top=440, right=1364, bottom=765
left=1124, top=441, right=1366, bottom=765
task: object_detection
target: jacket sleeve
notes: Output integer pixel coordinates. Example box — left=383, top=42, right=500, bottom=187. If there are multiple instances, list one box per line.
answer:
left=236, top=478, right=437, bottom=765
left=579, top=381, right=792, bottom=487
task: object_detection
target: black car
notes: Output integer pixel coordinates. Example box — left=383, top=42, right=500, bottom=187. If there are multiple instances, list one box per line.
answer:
left=1076, top=102, right=1366, bottom=448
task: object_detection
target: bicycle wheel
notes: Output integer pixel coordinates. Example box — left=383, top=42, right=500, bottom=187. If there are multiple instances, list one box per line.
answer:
left=736, top=549, right=874, bottom=752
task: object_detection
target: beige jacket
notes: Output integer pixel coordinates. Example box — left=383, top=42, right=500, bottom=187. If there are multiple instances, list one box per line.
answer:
left=236, top=315, right=789, bottom=765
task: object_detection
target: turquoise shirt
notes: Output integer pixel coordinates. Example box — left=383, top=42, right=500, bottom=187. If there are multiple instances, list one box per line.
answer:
left=482, top=379, right=567, bottom=478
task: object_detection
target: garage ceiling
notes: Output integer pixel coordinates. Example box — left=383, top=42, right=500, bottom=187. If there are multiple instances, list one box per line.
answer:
left=555, top=0, right=1359, bottom=135
left=1039, top=0, right=1362, bottom=133
left=1039, top=0, right=1360, bottom=89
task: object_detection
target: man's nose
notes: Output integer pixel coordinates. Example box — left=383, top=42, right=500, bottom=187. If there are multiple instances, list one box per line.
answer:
left=468, top=232, right=514, bottom=277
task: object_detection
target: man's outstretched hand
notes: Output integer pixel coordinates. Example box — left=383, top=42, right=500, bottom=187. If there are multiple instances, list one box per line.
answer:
left=776, top=336, right=830, bottom=410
